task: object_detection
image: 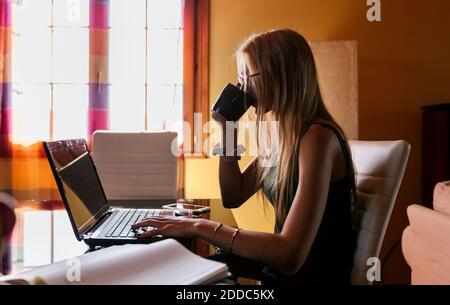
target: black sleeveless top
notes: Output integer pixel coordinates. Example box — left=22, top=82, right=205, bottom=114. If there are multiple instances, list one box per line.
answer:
left=261, top=122, right=355, bottom=284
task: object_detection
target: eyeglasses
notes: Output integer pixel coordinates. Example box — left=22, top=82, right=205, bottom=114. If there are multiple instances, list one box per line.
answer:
left=236, top=72, right=260, bottom=108
left=237, top=72, right=261, bottom=87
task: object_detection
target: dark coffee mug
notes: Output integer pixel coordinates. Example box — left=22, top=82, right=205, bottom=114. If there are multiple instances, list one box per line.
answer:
left=211, top=83, right=255, bottom=122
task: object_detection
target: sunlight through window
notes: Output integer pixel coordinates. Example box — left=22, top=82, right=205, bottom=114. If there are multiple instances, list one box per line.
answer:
left=12, top=84, right=51, bottom=146
left=53, top=85, right=89, bottom=140
left=110, top=0, right=184, bottom=137
left=12, top=0, right=184, bottom=145
left=12, top=0, right=89, bottom=146
left=53, top=28, right=89, bottom=84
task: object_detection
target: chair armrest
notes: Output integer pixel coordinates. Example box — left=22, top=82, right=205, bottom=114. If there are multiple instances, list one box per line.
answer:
left=402, top=204, right=450, bottom=284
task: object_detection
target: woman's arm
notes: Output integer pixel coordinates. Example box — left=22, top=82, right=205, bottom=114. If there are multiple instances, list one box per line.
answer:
left=219, top=157, right=259, bottom=209
left=202, top=125, right=338, bottom=274
left=135, top=125, right=340, bottom=276
left=213, top=112, right=260, bottom=209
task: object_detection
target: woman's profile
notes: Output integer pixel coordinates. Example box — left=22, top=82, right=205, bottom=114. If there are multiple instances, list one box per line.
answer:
left=133, top=29, right=357, bottom=284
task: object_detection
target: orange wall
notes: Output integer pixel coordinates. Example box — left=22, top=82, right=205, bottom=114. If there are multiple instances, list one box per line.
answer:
left=208, top=0, right=450, bottom=283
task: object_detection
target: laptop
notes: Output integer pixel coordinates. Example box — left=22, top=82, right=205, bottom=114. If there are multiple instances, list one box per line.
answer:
left=43, top=139, right=177, bottom=249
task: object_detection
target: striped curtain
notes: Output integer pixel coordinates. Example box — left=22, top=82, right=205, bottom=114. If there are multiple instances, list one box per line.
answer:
left=0, top=0, right=11, bottom=158
left=0, top=1, right=110, bottom=200
left=0, top=0, right=13, bottom=274
left=89, top=0, right=110, bottom=136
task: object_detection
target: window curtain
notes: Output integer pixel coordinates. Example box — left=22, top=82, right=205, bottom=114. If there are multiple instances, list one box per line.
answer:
left=0, top=1, right=110, bottom=201
left=0, top=0, right=207, bottom=202
left=0, top=0, right=13, bottom=274
left=0, top=0, right=12, bottom=158
left=89, top=0, right=110, bottom=137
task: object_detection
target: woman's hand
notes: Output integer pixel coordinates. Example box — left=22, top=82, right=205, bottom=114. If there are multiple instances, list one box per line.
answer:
left=211, top=110, right=227, bottom=128
left=211, top=110, right=239, bottom=153
left=131, top=216, right=203, bottom=239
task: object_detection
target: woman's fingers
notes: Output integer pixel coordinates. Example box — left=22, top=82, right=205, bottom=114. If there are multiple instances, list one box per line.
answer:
left=132, top=218, right=165, bottom=229
left=132, top=215, right=178, bottom=229
left=142, top=215, right=176, bottom=222
left=137, top=227, right=164, bottom=239
left=211, top=111, right=227, bottom=125
left=147, top=216, right=173, bottom=221
left=132, top=220, right=155, bottom=229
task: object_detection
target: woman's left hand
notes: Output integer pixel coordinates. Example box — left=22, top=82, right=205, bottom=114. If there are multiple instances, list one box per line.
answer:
left=131, top=216, right=202, bottom=239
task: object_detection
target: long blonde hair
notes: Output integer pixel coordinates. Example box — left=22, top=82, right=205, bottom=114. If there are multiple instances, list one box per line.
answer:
left=237, top=29, right=354, bottom=226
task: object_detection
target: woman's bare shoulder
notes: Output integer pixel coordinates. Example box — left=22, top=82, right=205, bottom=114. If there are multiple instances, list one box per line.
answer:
left=301, top=124, right=338, bottom=151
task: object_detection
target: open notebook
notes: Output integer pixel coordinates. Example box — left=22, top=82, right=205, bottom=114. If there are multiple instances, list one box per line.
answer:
left=0, top=239, right=229, bottom=285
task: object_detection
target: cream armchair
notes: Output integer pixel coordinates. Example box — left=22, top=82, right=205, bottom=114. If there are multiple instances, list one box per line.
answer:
left=402, top=181, right=450, bottom=284
left=349, top=140, right=411, bottom=284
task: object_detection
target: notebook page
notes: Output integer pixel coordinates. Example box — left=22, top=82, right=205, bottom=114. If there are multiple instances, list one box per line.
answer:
left=1, top=239, right=228, bottom=285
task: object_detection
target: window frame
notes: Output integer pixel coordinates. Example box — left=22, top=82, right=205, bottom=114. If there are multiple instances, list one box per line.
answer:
left=183, top=0, right=210, bottom=157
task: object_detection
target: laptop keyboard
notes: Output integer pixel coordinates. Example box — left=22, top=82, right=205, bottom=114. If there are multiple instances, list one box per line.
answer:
left=98, top=209, right=161, bottom=238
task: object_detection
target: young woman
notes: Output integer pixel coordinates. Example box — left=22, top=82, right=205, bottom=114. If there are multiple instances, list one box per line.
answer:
left=133, top=29, right=356, bottom=284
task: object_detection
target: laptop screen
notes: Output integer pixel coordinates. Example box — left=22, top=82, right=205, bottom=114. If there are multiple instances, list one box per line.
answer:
left=44, top=139, right=109, bottom=239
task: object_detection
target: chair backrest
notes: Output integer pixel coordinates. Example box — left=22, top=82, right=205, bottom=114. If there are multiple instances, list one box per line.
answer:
left=349, top=140, right=410, bottom=284
left=92, top=131, right=178, bottom=202
left=402, top=181, right=450, bottom=284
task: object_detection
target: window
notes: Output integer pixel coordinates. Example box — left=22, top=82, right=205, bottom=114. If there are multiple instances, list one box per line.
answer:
left=5, top=0, right=208, bottom=203
left=109, top=0, right=184, bottom=137
left=11, top=0, right=186, bottom=147
left=12, top=0, right=89, bottom=146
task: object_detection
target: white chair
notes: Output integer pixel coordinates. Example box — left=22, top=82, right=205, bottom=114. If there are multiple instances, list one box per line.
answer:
left=91, top=131, right=178, bottom=205
left=349, top=140, right=411, bottom=284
